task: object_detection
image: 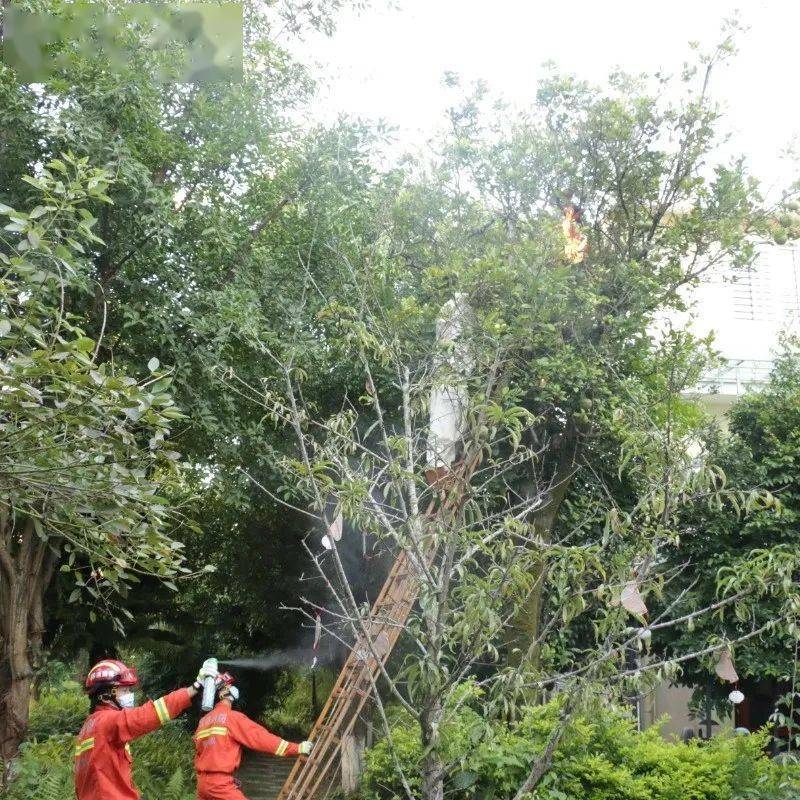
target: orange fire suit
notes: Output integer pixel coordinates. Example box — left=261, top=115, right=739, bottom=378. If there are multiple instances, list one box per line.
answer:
left=194, top=701, right=300, bottom=800
left=74, top=687, right=192, bottom=800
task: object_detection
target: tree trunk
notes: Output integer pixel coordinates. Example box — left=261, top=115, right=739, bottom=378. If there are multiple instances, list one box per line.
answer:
left=420, top=746, right=444, bottom=800
left=505, top=507, right=564, bottom=669
left=0, top=521, right=56, bottom=777
left=1, top=583, right=34, bottom=778
left=340, top=708, right=371, bottom=795
left=419, top=703, right=445, bottom=800
left=506, top=427, right=581, bottom=673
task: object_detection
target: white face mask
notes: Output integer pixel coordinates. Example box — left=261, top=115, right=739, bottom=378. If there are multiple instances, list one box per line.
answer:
left=117, top=690, right=135, bottom=709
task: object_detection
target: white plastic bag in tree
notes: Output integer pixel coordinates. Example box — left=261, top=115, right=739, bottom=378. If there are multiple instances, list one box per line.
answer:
left=428, top=385, right=468, bottom=468
left=426, top=293, right=474, bottom=471
left=321, top=511, right=342, bottom=550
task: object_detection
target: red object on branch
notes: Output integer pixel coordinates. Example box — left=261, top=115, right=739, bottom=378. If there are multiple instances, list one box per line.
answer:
left=561, top=205, right=589, bottom=264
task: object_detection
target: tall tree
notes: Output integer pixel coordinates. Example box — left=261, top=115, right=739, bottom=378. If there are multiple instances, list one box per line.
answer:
left=0, top=0, right=380, bottom=671
left=229, top=243, right=800, bottom=800
left=0, top=157, right=187, bottom=767
left=213, top=37, right=800, bottom=798
left=370, top=33, right=784, bottom=666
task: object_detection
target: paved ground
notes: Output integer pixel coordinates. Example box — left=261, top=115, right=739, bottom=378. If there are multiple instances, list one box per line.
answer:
left=237, top=752, right=296, bottom=800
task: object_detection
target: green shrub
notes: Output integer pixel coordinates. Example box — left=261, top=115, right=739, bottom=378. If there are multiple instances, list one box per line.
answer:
left=261, top=667, right=336, bottom=740
left=27, top=682, right=87, bottom=739
left=733, top=755, right=800, bottom=800
left=362, top=696, right=800, bottom=800
left=3, top=736, right=74, bottom=800
left=132, top=725, right=196, bottom=798
left=3, top=692, right=196, bottom=800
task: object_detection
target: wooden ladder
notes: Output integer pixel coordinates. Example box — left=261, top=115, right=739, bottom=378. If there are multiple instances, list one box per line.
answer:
left=278, top=460, right=476, bottom=800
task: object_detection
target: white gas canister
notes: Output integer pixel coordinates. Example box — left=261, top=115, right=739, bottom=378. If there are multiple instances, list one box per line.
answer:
left=201, top=658, right=219, bottom=712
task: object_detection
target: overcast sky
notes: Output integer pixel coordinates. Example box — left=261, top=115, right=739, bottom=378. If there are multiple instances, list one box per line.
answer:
left=291, top=0, right=799, bottom=196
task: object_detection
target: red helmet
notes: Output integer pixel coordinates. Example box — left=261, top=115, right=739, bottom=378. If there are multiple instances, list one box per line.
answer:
left=215, top=672, right=238, bottom=702
left=85, top=659, right=139, bottom=694
left=215, top=672, right=234, bottom=688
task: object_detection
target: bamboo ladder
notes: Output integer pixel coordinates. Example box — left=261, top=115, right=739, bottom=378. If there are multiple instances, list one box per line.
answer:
left=277, top=457, right=478, bottom=800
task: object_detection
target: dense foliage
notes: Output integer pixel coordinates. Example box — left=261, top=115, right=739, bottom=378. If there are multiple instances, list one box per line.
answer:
left=363, top=695, right=800, bottom=800
left=261, top=667, right=337, bottom=741
left=5, top=726, right=195, bottom=800
left=0, top=156, right=190, bottom=760
left=250, top=31, right=800, bottom=797
left=26, top=683, right=86, bottom=741
left=3, top=2, right=800, bottom=798
left=10, top=682, right=800, bottom=800
left=654, top=343, right=800, bottom=714
left=0, top=0, right=372, bottom=735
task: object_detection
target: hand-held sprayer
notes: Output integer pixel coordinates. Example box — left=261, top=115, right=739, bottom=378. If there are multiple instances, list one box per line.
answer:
left=200, top=657, right=219, bottom=712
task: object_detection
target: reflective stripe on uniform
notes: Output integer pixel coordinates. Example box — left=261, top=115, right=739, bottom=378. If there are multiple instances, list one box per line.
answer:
left=154, top=697, right=171, bottom=725
left=74, top=738, right=95, bottom=757
left=275, top=739, right=289, bottom=756
left=195, top=726, right=228, bottom=740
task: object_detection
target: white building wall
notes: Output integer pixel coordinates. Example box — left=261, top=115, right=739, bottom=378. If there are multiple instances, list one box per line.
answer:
left=647, top=242, right=800, bottom=737
left=687, top=243, right=800, bottom=404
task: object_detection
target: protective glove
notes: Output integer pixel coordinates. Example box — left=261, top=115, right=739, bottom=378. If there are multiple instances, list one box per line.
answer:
left=298, top=740, right=314, bottom=756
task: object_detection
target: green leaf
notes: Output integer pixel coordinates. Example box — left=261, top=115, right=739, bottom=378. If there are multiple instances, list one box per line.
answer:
left=75, top=337, right=95, bottom=353
left=148, top=357, right=160, bottom=372
left=452, top=771, right=478, bottom=790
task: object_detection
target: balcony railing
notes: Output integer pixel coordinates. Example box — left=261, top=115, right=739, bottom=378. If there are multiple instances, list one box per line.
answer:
left=695, top=358, right=774, bottom=397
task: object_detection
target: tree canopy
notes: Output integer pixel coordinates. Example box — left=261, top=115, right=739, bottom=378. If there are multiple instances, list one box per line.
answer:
left=0, top=155, right=188, bottom=760
left=2, top=5, right=800, bottom=793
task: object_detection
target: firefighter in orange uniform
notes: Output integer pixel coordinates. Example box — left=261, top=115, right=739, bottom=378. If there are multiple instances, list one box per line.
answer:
left=194, top=674, right=313, bottom=800
left=74, top=657, right=215, bottom=800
